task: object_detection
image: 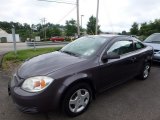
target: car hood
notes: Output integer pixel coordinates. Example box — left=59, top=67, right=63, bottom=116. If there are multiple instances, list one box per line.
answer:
left=18, top=51, right=85, bottom=79
left=144, top=43, right=160, bottom=50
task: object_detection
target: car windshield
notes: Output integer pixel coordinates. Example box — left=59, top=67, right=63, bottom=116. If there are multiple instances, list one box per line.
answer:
left=60, top=36, right=107, bottom=57
left=144, top=34, right=160, bottom=43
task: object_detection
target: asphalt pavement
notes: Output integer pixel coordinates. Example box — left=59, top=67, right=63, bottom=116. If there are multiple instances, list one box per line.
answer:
left=0, top=65, right=160, bottom=120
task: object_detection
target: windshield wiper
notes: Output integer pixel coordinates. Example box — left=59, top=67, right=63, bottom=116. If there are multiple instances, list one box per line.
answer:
left=60, top=50, right=80, bottom=57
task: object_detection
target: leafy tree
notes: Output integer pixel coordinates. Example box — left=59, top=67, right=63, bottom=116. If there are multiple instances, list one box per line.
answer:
left=0, top=21, right=66, bottom=41
left=121, top=30, right=127, bottom=35
left=65, top=19, right=77, bottom=36
left=0, top=21, right=12, bottom=33
left=130, top=22, right=139, bottom=35
left=138, top=19, right=160, bottom=37
left=46, top=26, right=62, bottom=37
left=52, top=27, right=62, bottom=36
left=139, top=22, right=149, bottom=36
left=87, top=15, right=100, bottom=35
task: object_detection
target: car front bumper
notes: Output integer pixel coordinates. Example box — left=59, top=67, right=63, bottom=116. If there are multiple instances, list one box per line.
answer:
left=8, top=74, right=66, bottom=113
left=153, top=53, right=160, bottom=62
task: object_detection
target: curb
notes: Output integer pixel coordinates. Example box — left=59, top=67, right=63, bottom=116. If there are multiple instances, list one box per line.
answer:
left=0, top=52, right=8, bottom=68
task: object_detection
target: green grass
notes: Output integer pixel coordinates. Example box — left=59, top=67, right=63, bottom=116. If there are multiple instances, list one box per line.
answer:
left=2, top=47, right=62, bottom=69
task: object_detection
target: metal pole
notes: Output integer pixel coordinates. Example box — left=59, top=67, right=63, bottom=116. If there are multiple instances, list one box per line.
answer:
left=33, top=40, right=36, bottom=50
left=33, top=29, right=36, bottom=51
left=44, top=18, right=47, bottom=41
left=40, top=18, right=46, bottom=40
left=31, top=26, right=36, bottom=50
left=12, top=28, right=17, bottom=55
left=77, top=0, right=80, bottom=37
left=96, top=0, right=99, bottom=35
left=81, top=15, right=84, bottom=28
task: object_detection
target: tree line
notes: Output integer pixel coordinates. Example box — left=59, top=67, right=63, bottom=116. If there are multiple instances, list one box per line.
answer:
left=0, top=15, right=100, bottom=41
left=123, top=19, right=160, bottom=40
left=3, top=16, right=159, bottom=41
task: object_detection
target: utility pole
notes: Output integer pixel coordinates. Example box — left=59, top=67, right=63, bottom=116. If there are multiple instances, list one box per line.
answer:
left=95, top=0, right=99, bottom=35
left=40, top=18, right=46, bottom=40
left=12, top=26, right=17, bottom=55
left=81, top=15, right=84, bottom=28
left=76, top=0, right=80, bottom=37
left=44, top=18, right=47, bottom=41
left=31, top=26, right=36, bottom=50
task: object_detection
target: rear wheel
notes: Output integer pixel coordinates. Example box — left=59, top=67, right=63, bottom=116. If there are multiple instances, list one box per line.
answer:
left=62, top=83, right=92, bottom=117
left=139, top=62, right=151, bottom=80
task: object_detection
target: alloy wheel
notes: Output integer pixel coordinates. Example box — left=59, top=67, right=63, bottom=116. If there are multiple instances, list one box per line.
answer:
left=69, top=89, right=90, bottom=113
left=143, top=64, right=150, bottom=78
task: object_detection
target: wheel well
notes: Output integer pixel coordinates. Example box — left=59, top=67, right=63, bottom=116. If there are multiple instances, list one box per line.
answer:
left=59, top=78, right=96, bottom=110
left=144, top=58, right=152, bottom=70
left=145, top=56, right=152, bottom=65
left=148, top=59, right=152, bottom=66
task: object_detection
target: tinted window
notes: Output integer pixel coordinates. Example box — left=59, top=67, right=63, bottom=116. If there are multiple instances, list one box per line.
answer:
left=135, top=42, right=145, bottom=50
left=107, top=40, right=134, bottom=55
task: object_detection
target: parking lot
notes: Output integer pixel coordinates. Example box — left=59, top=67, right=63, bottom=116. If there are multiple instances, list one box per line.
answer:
left=0, top=64, right=160, bottom=120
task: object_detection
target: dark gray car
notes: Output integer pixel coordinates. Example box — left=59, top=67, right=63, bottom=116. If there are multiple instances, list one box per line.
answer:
left=8, top=35, right=153, bottom=117
left=144, top=33, right=160, bottom=62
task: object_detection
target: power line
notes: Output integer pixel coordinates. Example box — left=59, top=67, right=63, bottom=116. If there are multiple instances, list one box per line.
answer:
left=38, top=0, right=76, bottom=5
left=38, top=0, right=80, bottom=36
left=56, top=6, right=76, bottom=24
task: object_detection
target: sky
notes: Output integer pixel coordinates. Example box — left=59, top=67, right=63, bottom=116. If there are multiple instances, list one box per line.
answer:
left=0, top=0, right=160, bottom=33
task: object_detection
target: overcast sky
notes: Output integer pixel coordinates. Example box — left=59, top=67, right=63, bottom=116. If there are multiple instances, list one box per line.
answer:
left=1, top=0, right=160, bottom=32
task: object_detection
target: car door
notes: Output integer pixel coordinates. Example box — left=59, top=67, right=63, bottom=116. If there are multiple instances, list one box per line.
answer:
left=131, top=40, right=148, bottom=74
left=97, top=38, right=137, bottom=92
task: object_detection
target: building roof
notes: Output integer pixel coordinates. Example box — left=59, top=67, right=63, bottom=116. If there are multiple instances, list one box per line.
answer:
left=0, top=28, right=8, bottom=34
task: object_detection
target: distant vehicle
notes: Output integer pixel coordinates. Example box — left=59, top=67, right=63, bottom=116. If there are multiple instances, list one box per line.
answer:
left=144, top=33, right=160, bottom=62
left=9, top=35, right=153, bottom=117
left=50, top=36, right=64, bottom=42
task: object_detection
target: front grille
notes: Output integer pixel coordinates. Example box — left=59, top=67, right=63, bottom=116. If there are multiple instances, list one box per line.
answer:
left=154, top=49, right=159, bottom=52
left=154, top=49, right=160, bottom=54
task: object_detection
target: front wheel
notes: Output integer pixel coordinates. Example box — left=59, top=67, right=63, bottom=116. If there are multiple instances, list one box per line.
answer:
left=62, top=83, right=92, bottom=117
left=139, top=62, right=151, bottom=80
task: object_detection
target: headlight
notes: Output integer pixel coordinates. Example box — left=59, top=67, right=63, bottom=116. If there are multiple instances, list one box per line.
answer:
left=21, top=76, right=54, bottom=92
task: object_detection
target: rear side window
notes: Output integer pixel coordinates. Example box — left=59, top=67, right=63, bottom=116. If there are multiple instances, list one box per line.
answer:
left=135, top=42, right=145, bottom=50
left=107, top=40, right=134, bottom=55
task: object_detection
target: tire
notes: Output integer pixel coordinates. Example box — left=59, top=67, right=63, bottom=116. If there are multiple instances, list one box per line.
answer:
left=138, top=62, right=151, bottom=80
left=62, top=82, right=92, bottom=117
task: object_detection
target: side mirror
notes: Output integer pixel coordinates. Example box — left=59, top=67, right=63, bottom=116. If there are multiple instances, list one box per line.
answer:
left=102, top=52, right=120, bottom=62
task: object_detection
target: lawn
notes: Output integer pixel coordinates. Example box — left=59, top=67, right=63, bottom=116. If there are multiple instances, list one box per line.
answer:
left=2, top=47, right=61, bottom=69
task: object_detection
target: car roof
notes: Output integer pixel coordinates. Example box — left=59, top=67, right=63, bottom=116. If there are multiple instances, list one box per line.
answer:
left=99, top=34, right=122, bottom=37
left=86, top=34, right=131, bottom=40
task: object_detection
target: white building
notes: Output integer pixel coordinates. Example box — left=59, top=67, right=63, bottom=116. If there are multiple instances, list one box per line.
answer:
left=0, top=28, right=20, bottom=42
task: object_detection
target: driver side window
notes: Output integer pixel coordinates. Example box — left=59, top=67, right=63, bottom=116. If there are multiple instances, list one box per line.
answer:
left=107, top=40, right=134, bottom=55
